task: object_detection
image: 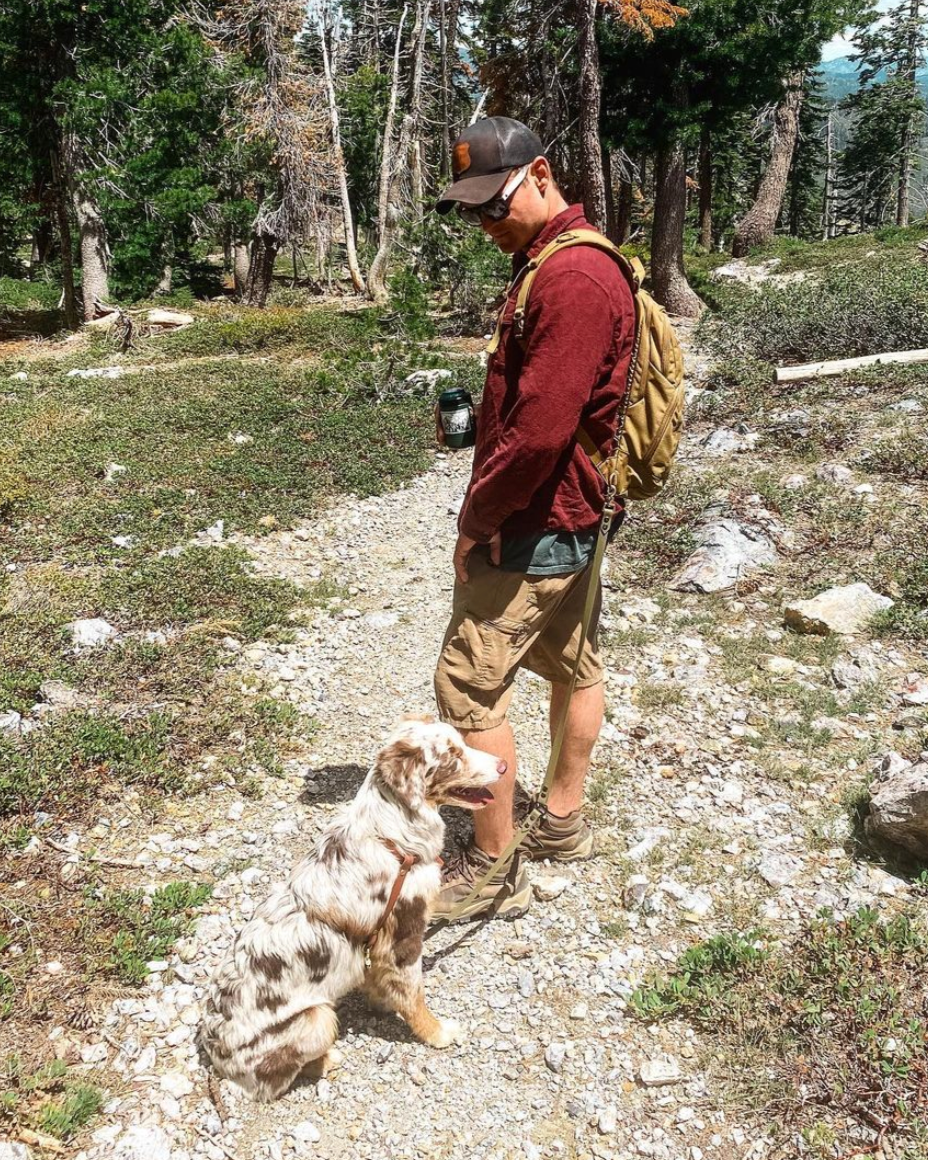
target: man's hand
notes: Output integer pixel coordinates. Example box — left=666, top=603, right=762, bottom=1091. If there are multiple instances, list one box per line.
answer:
left=453, top=530, right=501, bottom=584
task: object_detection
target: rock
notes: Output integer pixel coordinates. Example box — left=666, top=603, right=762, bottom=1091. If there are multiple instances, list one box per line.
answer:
left=757, top=852, right=803, bottom=887
left=670, top=519, right=776, bottom=594
left=38, top=680, right=83, bottom=712
left=67, top=366, right=125, bottom=379
left=866, top=759, right=928, bottom=861
left=111, top=535, right=137, bottom=549
left=816, top=462, right=853, bottom=486
left=719, top=780, right=744, bottom=805
left=758, top=655, right=796, bottom=677
left=597, top=1105, right=618, bottom=1134
left=784, top=583, right=894, bottom=636
left=0, top=1144, right=31, bottom=1160
left=832, top=650, right=881, bottom=690
left=67, top=617, right=118, bottom=648
left=886, top=397, right=922, bottom=413
left=104, top=462, right=127, bottom=482
left=291, top=1121, right=321, bottom=1145
left=544, top=1041, right=568, bottom=1073
left=146, top=308, right=194, bottom=327
left=616, top=597, right=661, bottom=624
left=639, top=1057, right=683, bottom=1086
left=80, top=1042, right=108, bottom=1063
left=202, top=519, right=225, bottom=541
left=532, top=875, right=570, bottom=901
left=405, top=369, right=452, bottom=391
left=781, top=473, right=807, bottom=490
left=159, top=1070, right=193, bottom=1098
left=710, top=258, right=783, bottom=285
left=901, top=676, right=928, bottom=707
left=0, top=710, right=22, bottom=734
left=228, top=431, right=254, bottom=445
left=114, top=1126, right=173, bottom=1160
left=9, top=371, right=28, bottom=382
left=701, top=426, right=759, bottom=455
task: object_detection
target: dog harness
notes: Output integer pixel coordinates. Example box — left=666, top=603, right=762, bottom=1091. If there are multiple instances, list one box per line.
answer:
left=364, top=839, right=441, bottom=969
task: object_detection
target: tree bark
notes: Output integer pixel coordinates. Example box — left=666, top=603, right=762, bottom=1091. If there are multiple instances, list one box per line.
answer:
left=616, top=178, right=633, bottom=244
left=732, top=71, right=804, bottom=257
left=49, top=145, right=79, bottom=330
left=30, top=220, right=53, bottom=276
left=697, top=128, right=712, bottom=250
left=603, top=149, right=618, bottom=241
left=576, top=0, right=608, bottom=230
left=407, top=0, right=431, bottom=218
left=897, top=0, right=921, bottom=225
left=320, top=13, right=366, bottom=294
left=72, top=181, right=110, bottom=319
left=242, top=231, right=278, bottom=307
left=368, top=3, right=409, bottom=303
left=651, top=137, right=704, bottom=318
left=233, top=243, right=250, bottom=298
left=439, top=0, right=462, bottom=178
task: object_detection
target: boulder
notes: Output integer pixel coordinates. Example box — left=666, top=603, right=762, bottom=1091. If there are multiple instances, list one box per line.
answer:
left=831, top=649, right=881, bottom=690
left=670, top=518, right=777, bottom=593
left=701, top=425, right=759, bottom=455
left=866, top=758, right=928, bottom=862
left=815, top=462, right=853, bottom=486
left=784, top=583, right=894, bottom=636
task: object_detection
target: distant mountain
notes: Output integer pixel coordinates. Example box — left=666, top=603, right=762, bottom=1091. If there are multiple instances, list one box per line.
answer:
left=817, top=54, right=928, bottom=102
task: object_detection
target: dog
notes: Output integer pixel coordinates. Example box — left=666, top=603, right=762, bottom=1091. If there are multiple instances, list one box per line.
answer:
left=199, top=715, right=506, bottom=1101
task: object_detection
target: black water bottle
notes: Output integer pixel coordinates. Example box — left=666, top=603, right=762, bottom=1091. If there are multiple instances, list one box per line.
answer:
left=438, top=388, right=477, bottom=450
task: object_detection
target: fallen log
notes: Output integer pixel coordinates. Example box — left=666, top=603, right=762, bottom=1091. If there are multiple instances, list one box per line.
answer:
left=774, top=348, right=928, bottom=384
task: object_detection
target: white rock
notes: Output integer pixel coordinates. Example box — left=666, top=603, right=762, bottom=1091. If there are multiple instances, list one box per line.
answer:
left=866, top=759, right=928, bottom=861
left=757, top=852, right=803, bottom=888
left=544, top=1041, right=568, bottom=1073
left=159, top=1070, right=194, bottom=1098
left=815, top=462, right=853, bottom=486
left=146, top=308, right=194, bottom=327
left=0, top=1144, right=32, bottom=1160
left=111, top=535, right=137, bottom=549
left=405, top=368, right=452, bottom=390
left=598, top=1105, right=618, bottom=1134
left=719, top=780, right=744, bottom=805
left=639, top=1057, right=684, bottom=1086
left=532, top=875, right=570, bottom=901
left=290, top=1121, right=321, bottom=1145
left=104, top=462, right=127, bottom=482
left=9, top=372, right=28, bottom=382
left=80, top=1041, right=108, bottom=1063
left=0, top=710, right=22, bottom=734
left=784, top=583, right=894, bottom=636
left=68, top=617, right=118, bottom=648
left=202, top=519, right=225, bottom=542
left=901, top=676, right=928, bottom=707
left=67, top=365, right=125, bottom=379
left=781, top=473, right=807, bottom=490
left=228, top=432, right=254, bottom=445
left=670, top=519, right=776, bottom=594
left=701, top=426, right=759, bottom=455
left=113, top=1126, right=173, bottom=1160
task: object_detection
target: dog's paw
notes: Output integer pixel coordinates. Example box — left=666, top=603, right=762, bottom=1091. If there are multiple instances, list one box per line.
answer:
left=431, top=1018, right=463, bottom=1049
left=325, top=1047, right=344, bottom=1071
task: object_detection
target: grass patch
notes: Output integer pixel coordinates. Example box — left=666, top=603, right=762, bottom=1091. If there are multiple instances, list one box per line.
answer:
left=867, top=427, right=928, bottom=481
left=1, top=1057, right=103, bottom=1144
left=632, top=907, right=928, bottom=1156
left=79, top=880, right=212, bottom=984
left=635, top=681, right=685, bottom=711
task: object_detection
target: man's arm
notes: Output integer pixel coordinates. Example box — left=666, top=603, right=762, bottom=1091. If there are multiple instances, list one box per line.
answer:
left=458, top=266, right=618, bottom=545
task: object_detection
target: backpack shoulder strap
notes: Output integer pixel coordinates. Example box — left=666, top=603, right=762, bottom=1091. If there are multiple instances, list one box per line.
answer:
left=485, top=229, right=643, bottom=355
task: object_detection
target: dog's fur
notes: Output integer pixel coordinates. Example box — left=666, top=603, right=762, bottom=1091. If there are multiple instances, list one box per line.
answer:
left=199, top=716, right=503, bottom=1101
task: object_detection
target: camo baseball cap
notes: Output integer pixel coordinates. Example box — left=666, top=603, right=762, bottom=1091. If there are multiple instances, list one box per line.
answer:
left=435, top=117, right=544, bottom=214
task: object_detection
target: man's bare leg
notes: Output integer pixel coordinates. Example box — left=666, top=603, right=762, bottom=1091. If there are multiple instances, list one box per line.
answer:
left=544, top=680, right=604, bottom=817
left=463, top=721, right=517, bottom=858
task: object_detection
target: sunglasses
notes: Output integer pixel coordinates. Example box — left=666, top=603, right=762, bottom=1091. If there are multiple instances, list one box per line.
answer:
left=456, top=165, right=530, bottom=227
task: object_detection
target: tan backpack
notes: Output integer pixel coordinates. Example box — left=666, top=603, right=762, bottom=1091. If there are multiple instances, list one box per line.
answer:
left=486, top=228, right=685, bottom=502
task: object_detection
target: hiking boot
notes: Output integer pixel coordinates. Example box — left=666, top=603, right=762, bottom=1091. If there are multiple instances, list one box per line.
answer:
left=514, top=786, right=594, bottom=862
left=431, top=844, right=531, bottom=923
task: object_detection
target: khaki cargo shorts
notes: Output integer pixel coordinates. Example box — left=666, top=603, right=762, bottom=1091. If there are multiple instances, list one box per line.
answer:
left=434, top=549, right=603, bottom=732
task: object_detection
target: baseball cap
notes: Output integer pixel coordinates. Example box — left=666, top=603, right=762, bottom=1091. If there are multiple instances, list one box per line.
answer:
left=435, top=117, right=544, bottom=215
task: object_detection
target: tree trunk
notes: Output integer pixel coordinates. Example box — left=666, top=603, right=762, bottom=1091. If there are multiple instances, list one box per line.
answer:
left=576, top=0, right=607, bottom=230
left=72, top=182, right=110, bottom=319
left=320, top=15, right=366, bottom=294
left=155, top=233, right=174, bottom=295
left=233, top=243, right=250, bottom=298
left=822, top=111, right=834, bottom=240
left=603, top=149, right=618, bottom=241
left=439, top=0, right=462, bottom=178
left=30, top=220, right=53, bottom=276
left=897, top=0, right=921, bottom=225
left=732, top=70, right=804, bottom=257
left=651, top=137, right=704, bottom=318
left=242, top=232, right=278, bottom=307
left=697, top=128, right=713, bottom=250
left=49, top=145, right=79, bottom=330
left=616, top=178, right=633, bottom=244
left=368, top=4, right=410, bottom=302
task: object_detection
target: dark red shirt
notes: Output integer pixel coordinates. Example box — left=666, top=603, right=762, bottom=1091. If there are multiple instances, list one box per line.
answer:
left=458, top=204, right=636, bottom=545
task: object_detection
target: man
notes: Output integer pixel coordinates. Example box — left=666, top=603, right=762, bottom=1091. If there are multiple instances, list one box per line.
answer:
left=432, top=116, right=636, bottom=921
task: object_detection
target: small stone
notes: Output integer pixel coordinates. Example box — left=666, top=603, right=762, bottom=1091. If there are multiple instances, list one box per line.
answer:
left=569, top=1002, right=589, bottom=1020
left=532, top=875, right=570, bottom=901
left=291, top=1121, right=321, bottom=1145
left=757, top=852, right=803, bottom=887
left=80, top=1041, right=108, bottom=1063
left=758, top=655, right=796, bottom=676
left=0, top=710, right=22, bottom=735
left=104, top=462, right=127, bottom=482
left=597, top=1105, right=618, bottom=1134
left=518, top=970, right=535, bottom=998
left=159, top=1070, right=194, bottom=1098
left=221, top=636, right=242, bottom=653
left=45, top=960, right=64, bottom=974
left=113, top=1125, right=173, bottom=1160
left=719, top=780, right=744, bottom=805
left=545, top=1041, right=568, bottom=1073
left=816, top=462, right=853, bottom=486
left=0, top=1143, right=31, bottom=1160
left=68, top=617, right=118, bottom=648
left=639, top=1057, right=684, bottom=1086
left=901, top=677, right=928, bottom=707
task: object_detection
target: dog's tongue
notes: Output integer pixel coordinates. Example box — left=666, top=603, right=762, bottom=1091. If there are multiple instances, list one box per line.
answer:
left=454, top=787, right=494, bottom=805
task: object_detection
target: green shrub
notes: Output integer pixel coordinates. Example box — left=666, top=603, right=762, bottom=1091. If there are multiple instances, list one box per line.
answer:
left=867, top=428, right=928, bottom=480
left=701, top=260, right=928, bottom=364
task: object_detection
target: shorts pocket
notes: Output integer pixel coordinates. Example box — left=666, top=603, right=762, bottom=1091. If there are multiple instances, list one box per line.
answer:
left=444, top=612, right=531, bottom=693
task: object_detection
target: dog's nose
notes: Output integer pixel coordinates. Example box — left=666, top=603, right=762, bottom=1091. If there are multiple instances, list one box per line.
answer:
left=497, top=760, right=508, bottom=775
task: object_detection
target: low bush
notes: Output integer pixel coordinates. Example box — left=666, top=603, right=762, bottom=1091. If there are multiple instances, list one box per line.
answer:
left=1, top=1057, right=103, bottom=1143
left=701, top=260, right=928, bottom=365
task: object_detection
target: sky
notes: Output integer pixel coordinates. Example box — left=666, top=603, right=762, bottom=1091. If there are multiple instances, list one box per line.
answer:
left=821, top=0, right=893, bottom=60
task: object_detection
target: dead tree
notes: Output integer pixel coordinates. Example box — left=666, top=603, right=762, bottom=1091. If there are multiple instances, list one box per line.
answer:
left=368, top=4, right=409, bottom=303
left=577, top=0, right=608, bottom=230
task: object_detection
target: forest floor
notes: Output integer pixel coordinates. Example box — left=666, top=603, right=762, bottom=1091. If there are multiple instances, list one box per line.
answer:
left=1, top=239, right=927, bottom=1160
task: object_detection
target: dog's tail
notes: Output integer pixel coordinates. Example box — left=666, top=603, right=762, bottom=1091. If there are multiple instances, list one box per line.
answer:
left=250, top=1003, right=339, bottom=1102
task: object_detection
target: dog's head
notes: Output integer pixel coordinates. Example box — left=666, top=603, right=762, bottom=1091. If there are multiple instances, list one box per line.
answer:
left=374, top=716, right=506, bottom=813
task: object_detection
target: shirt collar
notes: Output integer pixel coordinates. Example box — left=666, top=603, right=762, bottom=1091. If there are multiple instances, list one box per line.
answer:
left=524, top=204, right=588, bottom=260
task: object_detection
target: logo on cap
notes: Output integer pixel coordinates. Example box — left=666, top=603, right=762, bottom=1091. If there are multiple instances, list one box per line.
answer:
left=452, top=142, right=471, bottom=177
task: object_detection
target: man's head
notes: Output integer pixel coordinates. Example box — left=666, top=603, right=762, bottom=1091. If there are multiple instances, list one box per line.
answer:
left=435, top=117, right=566, bottom=254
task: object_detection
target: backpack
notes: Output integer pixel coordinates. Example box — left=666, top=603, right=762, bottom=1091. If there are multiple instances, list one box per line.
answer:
left=486, top=228, right=685, bottom=502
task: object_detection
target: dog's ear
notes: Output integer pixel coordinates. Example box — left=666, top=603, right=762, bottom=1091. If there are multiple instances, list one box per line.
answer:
left=376, top=736, right=427, bottom=812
